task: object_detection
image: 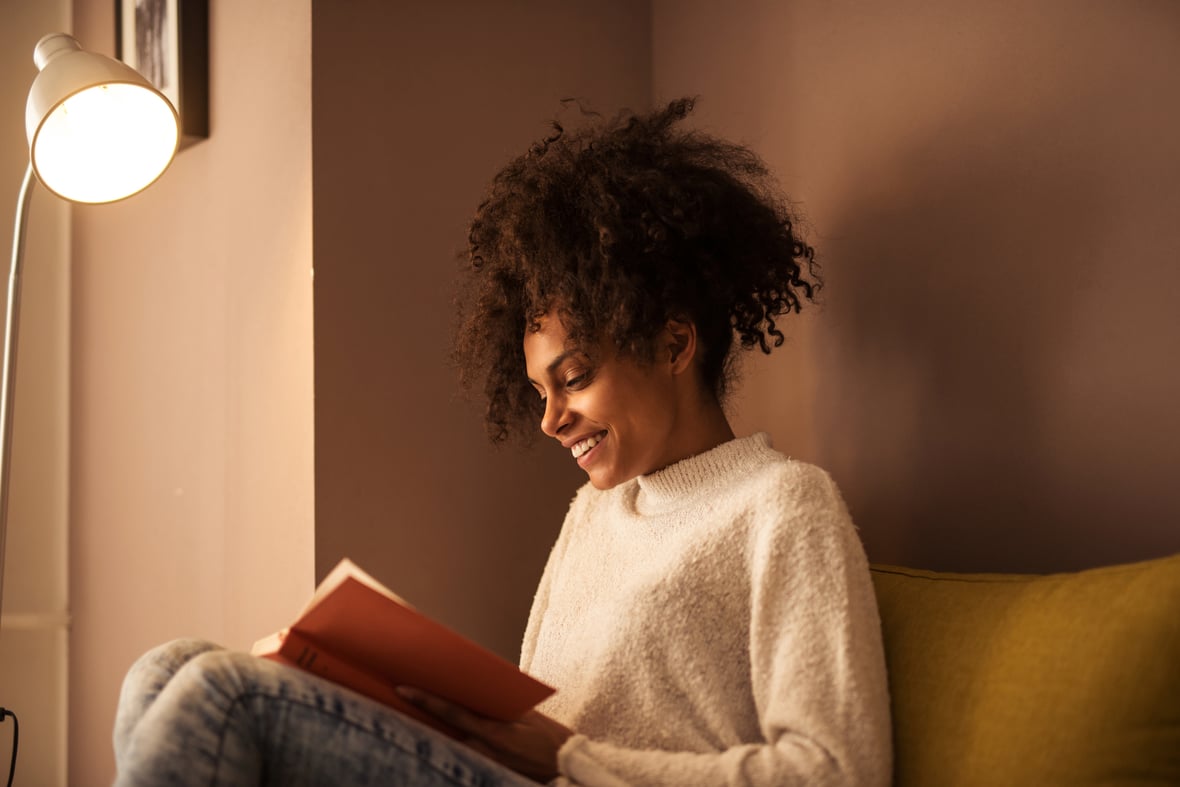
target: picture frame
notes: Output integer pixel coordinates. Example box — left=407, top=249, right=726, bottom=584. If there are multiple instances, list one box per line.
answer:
left=115, top=0, right=209, bottom=147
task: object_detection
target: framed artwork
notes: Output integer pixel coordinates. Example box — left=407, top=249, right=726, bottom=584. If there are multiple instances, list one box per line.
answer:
left=116, top=0, right=209, bottom=147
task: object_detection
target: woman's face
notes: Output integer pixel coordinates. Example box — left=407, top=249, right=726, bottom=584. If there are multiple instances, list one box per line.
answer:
left=524, top=315, right=684, bottom=490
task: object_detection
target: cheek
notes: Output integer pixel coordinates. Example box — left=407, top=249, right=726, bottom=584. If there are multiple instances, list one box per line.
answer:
left=613, top=386, right=674, bottom=438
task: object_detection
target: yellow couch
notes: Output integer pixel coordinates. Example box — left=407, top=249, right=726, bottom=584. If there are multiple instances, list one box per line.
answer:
left=870, top=552, right=1180, bottom=787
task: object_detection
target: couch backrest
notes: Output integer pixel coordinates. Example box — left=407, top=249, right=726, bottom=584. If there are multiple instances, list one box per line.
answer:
left=870, top=553, right=1180, bottom=787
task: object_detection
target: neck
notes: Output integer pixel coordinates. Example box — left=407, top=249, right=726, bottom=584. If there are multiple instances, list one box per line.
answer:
left=692, top=396, right=736, bottom=454
left=660, top=387, right=734, bottom=472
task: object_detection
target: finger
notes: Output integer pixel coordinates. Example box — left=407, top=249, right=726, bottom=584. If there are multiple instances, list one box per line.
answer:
left=396, top=687, right=499, bottom=739
left=396, top=686, right=460, bottom=720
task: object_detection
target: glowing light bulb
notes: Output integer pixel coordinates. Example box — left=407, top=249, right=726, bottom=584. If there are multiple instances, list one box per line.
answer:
left=32, top=82, right=179, bottom=203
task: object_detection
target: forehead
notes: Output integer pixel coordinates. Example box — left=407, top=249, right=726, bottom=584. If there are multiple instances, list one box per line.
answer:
left=523, top=314, right=571, bottom=374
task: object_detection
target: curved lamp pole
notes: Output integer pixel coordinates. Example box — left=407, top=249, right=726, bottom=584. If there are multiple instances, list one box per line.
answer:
left=0, top=33, right=179, bottom=633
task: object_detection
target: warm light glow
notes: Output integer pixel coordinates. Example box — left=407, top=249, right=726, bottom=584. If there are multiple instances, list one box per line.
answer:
left=31, top=82, right=179, bottom=204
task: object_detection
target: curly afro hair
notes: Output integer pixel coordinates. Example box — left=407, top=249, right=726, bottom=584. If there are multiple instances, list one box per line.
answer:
left=454, top=97, right=818, bottom=444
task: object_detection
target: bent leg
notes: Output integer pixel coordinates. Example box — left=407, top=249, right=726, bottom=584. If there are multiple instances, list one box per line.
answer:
left=113, top=642, right=539, bottom=787
left=114, top=638, right=223, bottom=765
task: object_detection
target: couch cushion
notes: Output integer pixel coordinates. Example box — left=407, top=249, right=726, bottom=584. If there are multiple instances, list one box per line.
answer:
left=870, top=553, right=1180, bottom=787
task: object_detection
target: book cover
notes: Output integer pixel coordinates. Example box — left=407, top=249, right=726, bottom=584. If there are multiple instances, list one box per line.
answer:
left=252, top=558, right=555, bottom=735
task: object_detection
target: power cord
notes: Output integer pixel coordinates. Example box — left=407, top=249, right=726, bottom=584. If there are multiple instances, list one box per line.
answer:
left=0, top=707, right=16, bottom=787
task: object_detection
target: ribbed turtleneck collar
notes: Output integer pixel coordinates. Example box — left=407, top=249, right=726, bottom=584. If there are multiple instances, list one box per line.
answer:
left=631, top=432, right=778, bottom=514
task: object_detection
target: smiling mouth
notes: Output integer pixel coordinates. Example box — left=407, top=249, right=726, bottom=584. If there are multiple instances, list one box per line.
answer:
left=570, top=431, right=607, bottom=459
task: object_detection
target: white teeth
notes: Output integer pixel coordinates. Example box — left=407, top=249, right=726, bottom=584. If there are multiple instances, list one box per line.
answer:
left=571, top=432, right=604, bottom=459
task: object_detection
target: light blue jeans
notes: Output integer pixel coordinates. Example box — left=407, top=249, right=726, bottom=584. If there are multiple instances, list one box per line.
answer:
left=112, top=639, right=542, bottom=787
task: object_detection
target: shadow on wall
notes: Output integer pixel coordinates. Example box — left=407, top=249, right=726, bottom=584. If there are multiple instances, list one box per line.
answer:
left=814, top=100, right=1180, bottom=574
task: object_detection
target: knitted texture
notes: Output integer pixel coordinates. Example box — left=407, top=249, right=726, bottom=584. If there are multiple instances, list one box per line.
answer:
left=520, top=433, right=892, bottom=787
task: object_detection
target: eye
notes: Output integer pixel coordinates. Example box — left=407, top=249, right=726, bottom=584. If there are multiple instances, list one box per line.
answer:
left=564, top=370, right=593, bottom=390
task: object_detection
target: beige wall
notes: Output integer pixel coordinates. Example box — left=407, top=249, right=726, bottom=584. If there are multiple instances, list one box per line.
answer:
left=68, top=0, right=314, bottom=783
left=312, top=0, right=650, bottom=659
left=0, top=2, right=71, bottom=783
left=653, top=0, right=1180, bottom=572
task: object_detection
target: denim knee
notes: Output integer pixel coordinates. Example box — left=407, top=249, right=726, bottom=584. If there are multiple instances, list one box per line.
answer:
left=114, top=639, right=227, bottom=764
left=178, top=647, right=271, bottom=703
left=134, top=638, right=223, bottom=673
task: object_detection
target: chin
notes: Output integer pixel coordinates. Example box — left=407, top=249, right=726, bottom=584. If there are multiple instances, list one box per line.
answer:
left=587, top=464, right=641, bottom=490
left=586, top=466, right=625, bottom=490
left=587, top=474, right=618, bottom=491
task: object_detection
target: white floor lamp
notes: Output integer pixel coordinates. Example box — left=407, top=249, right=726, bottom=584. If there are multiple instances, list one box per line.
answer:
left=0, top=32, right=179, bottom=781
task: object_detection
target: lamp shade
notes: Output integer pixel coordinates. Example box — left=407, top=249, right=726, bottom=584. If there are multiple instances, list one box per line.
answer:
left=25, top=33, right=179, bottom=204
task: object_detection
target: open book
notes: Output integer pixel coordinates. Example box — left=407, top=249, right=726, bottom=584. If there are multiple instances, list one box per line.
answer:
left=252, top=558, right=555, bottom=737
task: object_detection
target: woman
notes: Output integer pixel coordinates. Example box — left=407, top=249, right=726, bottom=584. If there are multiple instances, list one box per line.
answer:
left=112, top=98, right=891, bottom=786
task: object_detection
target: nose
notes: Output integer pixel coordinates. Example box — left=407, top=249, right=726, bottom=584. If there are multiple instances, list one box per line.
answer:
left=540, top=393, right=572, bottom=438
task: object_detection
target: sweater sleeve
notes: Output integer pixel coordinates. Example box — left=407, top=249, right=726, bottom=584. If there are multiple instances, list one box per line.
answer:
left=551, top=469, right=892, bottom=787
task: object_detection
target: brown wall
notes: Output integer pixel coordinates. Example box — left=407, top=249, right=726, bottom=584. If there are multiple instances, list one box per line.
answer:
left=653, top=0, right=1180, bottom=573
left=69, top=1, right=314, bottom=783
left=315, top=1, right=1180, bottom=672
left=312, top=0, right=651, bottom=659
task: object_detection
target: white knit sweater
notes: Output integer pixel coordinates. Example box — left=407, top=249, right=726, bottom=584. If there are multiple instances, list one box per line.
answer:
left=520, top=433, right=891, bottom=787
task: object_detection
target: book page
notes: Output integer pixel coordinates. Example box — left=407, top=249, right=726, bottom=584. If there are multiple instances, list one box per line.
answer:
left=300, top=557, right=416, bottom=615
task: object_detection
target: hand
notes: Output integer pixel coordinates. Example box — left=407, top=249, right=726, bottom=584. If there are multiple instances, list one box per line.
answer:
left=397, top=687, right=573, bottom=783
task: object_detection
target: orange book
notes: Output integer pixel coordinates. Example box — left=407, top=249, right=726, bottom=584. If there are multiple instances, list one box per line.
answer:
left=251, top=558, right=555, bottom=737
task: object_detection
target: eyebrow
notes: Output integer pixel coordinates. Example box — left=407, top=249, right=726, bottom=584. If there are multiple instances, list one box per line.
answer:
left=527, top=349, right=581, bottom=386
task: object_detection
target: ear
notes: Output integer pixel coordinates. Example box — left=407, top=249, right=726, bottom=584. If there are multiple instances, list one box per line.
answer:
left=664, top=319, right=698, bottom=375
